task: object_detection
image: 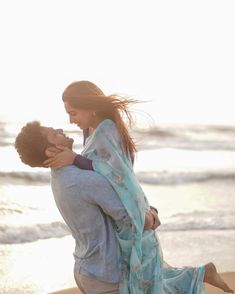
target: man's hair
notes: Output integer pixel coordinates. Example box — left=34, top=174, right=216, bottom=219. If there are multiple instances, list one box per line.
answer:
left=15, top=121, right=50, bottom=167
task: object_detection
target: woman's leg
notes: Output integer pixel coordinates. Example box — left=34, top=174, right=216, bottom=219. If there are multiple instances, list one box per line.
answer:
left=204, top=262, right=234, bottom=293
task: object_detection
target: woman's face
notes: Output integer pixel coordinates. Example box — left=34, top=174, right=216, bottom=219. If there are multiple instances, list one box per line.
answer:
left=64, top=102, right=95, bottom=130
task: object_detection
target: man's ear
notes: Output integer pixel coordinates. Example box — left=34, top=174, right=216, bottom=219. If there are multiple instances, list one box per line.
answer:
left=45, top=146, right=60, bottom=158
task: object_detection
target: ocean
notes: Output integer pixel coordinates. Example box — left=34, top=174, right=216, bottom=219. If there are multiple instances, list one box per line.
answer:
left=1, top=120, right=235, bottom=293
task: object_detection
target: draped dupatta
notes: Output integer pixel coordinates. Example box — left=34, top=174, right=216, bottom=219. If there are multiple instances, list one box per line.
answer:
left=81, top=119, right=205, bottom=294
left=82, top=119, right=163, bottom=293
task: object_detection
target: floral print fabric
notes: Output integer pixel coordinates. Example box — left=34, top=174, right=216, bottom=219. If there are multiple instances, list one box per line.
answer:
left=82, top=119, right=205, bottom=294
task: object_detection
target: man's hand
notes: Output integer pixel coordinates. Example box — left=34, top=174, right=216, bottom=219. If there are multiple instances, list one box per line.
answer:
left=43, top=145, right=77, bottom=169
left=144, top=208, right=161, bottom=230
left=150, top=208, right=161, bottom=230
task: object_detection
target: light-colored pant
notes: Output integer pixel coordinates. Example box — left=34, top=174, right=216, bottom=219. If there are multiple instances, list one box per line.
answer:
left=74, top=272, right=119, bottom=294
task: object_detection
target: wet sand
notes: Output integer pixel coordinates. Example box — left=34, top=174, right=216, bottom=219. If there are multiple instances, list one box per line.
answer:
left=49, top=272, right=235, bottom=294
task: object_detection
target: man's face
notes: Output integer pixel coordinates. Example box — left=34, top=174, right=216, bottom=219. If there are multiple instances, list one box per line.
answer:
left=40, top=126, right=74, bottom=148
left=64, top=102, right=95, bottom=130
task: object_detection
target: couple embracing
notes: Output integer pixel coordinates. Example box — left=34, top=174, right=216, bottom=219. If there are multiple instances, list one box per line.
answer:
left=15, top=81, right=233, bottom=294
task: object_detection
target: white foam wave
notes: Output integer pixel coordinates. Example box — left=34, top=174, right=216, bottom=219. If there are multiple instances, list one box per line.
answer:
left=1, top=170, right=235, bottom=186
left=1, top=210, right=234, bottom=244
left=159, top=211, right=235, bottom=231
left=0, top=171, right=50, bottom=184
left=137, top=170, right=235, bottom=185
left=0, top=222, right=70, bottom=244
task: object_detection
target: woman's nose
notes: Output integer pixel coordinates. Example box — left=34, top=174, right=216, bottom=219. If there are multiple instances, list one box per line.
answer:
left=69, top=116, right=77, bottom=124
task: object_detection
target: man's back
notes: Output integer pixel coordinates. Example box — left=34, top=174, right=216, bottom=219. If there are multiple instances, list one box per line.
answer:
left=51, top=166, right=130, bottom=283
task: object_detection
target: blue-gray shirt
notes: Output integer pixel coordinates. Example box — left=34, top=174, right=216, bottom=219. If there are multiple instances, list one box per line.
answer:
left=51, top=166, right=130, bottom=283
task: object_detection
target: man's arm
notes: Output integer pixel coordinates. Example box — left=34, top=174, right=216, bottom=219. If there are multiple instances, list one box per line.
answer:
left=86, top=173, right=159, bottom=229
left=86, top=173, right=130, bottom=223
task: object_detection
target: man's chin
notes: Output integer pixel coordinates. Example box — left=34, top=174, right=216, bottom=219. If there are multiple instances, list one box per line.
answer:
left=69, top=138, right=74, bottom=148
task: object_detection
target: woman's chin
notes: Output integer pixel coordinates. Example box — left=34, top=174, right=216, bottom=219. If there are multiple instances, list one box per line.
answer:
left=76, top=124, right=82, bottom=129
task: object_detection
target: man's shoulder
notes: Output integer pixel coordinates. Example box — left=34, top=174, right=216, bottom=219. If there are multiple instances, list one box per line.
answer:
left=51, top=165, right=116, bottom=203
left=51, top=166, right=95, bottom=199
left=51, top=165, right=108, bottom=187
left=52, top=165, right=92, bottom=182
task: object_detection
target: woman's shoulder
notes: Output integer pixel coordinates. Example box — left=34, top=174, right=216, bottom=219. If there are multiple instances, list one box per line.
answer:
left=95, top=119, right=120, bottom=143
left=101, top=119, right=116, bottom=127
left=98, top=119, right=117, bottom=132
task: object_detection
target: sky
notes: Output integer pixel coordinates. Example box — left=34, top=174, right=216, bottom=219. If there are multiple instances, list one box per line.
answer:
left=0, top=0, right=234, bottom=126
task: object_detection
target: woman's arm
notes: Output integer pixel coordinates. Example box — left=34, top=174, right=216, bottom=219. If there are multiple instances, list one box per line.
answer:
left=43, top=146, right=94, bottom=170
left=73, top=154, right=93, bottom=170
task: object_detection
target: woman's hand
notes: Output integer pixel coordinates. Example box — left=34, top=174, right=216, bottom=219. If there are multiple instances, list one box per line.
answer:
left=43, top=145, right=77, bottom=169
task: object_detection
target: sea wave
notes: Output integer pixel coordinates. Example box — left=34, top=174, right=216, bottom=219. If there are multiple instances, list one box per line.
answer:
left=137, top=170, right=235, bottom=185
left=158, top=211, right=235, bottom=231
left=135, top=124, right=235, bottom=137
left=2, top=121, right=235, bottom=151
left=1, top=211, right=234, bottom=244
left=0, top=222, right=70, bottom=244
left=134, top=124, right=235, bottom=151
left=0, top=171, right=50, bottom=184
left=1, top=170, right=235, bottom=186
left=137, top=139, right=235, bottom=151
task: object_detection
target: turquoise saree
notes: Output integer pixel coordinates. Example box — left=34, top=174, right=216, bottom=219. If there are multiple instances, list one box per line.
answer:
left=82, top=119, right=205, bottom=294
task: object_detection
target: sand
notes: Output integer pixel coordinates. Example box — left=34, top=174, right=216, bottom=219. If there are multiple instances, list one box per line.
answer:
left=49, top=272, right=235, bottom=294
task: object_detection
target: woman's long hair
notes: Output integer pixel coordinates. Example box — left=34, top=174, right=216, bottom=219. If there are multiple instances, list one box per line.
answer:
left=62, top=81, right=138, bottom=163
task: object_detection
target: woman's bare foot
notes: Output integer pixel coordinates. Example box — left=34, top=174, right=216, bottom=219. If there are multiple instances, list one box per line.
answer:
left=204, top=262, right=234, bottom=293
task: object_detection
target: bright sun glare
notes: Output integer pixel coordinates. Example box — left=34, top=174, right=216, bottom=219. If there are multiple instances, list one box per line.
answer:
left=0, top=0, right=234, bottom=126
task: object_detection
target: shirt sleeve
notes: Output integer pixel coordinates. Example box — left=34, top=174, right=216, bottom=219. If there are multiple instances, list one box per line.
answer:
left=86, top=174, right=130, bottom=223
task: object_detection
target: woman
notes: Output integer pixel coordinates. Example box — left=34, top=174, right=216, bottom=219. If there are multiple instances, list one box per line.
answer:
left=45, top=80, right=233, bottom=294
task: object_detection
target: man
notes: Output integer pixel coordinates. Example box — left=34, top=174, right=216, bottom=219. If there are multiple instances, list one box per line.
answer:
left=15, top=121, right=159, bottom=294
left=15, top=121, right=234, bottom=294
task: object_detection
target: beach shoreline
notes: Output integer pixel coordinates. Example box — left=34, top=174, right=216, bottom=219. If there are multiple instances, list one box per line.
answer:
left=49, top=272, right=235, bottom=294
left=1, top=229, right=234, bottom=293
left=1, top=180, right=235, bottom=293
